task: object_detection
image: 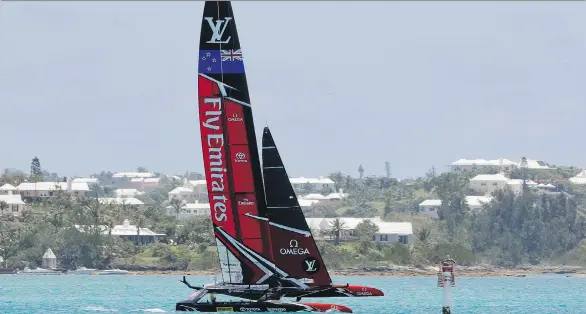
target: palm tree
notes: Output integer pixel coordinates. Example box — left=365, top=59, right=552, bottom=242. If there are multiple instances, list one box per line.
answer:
left=329, top=218, right=347, bottom=246
left=169, top=198, right=187, bottom=220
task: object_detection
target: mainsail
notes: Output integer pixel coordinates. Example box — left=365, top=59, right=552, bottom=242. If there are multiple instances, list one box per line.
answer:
left=260, top=127, right=332, bottom=286
left=198, top=1, right=275, bottom=285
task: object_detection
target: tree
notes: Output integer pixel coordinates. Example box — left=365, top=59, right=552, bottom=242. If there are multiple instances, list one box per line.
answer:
left=136, top=167, right=149, bottom=173
left=358, top=165, right=364, bottom=179
left=384, top=161, right=391, bottom=178
left=329, top=218, right=347, bottom=245
left=0, top=201, right=8, bottom=215
left=169, top=198, right=187, bottom=220
left=29, top=157, right=43, bottom=183
left=354, top=219, right=379, bottom=241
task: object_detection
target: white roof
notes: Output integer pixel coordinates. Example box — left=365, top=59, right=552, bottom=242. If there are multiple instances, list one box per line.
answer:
left=98, top=197, right=144, bottom=205
left=72, top=178, right=99, bottom=184
left=465, top=195, right=493, bottom=206
left=325, top=192, right=347, bottom=200
left=115, top=189, right=144, bottom=197
left=112, top=172, right=154, bottom=178
left=43, top=248, right=56, bottom=259
left=75, top=219, right=165, bottom=237
left=302, top=193, right=327, bottom=200
left=305, top=217, right=412, bottom=235
left=169, top=187, right=194, bottom=194
left=419, top=199, right=442, bottom=207
left=130, top=177, right=160, bottom=183
left=524, top=159, right=550, bottom=169
left=376, top=222, right=413, bottom=235
left=0, top=194, right=25, bottom=205
left=290, top=176, right=335, bottom=184
left=470, top=174, right=509, bottom=182
left=420, top=196, right=493, bottom=208
left=17, top=182, right=90, bottom=191
left=0, top=184, right=17, bottom=191
left=188, top=180, right=207, bottom=186
left=507, top=179, right=537, bottom=186
left=298, top=198, right=320, bottom=207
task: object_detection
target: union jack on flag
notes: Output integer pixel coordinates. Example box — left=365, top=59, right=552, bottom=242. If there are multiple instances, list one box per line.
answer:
left=221, top=49, right=243, bottom=62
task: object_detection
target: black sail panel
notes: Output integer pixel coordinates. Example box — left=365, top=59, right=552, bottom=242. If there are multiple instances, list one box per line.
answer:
left=262, top=127, right=332, bottom=286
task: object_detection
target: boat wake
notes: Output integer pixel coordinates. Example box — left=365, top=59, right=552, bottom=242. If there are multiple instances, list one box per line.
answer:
left=82, top=306, right=119, bottom=312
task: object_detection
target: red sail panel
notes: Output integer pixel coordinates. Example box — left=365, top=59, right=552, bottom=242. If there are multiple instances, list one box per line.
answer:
left=198, top=76, right=237, bottom=237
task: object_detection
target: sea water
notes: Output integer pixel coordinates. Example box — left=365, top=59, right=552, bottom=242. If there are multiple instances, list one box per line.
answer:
left=1, top=274, right=585, bottom=313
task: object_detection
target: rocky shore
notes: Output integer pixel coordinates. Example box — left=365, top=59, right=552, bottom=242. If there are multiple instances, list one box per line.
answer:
left=125, top=265, right=586, bottom=277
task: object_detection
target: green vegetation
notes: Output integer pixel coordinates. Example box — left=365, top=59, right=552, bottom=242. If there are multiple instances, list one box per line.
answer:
left=2, top=159, right=586, bottom=271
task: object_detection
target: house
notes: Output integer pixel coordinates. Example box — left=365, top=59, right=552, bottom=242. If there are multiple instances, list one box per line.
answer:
left=98, top=197, right=144, bottom=208
left=168, top=179, right=208, bottom=202
left=449, top=158, right=552, bottom=173
left=297, top=198, right=320, bottom=210
left=305, top=217, right=413, bottom=245
left=289, top=177, right=335, bottom=192
left=17, top=179, right=90, bottom=200
left=469, top=173, right=509, bottom=194
left=374, top=221, right=412, bottom=245
left=0, top=194, right=26, bottom=216
left=418, top=196, right=494, bottom=218
left=166, top=201, right=211, bottom=220
left=112, top=172, right=154, bottom=188
left=506, top=179, right=538, bottom=194
left=75, top=219, right=165, bottom=244
left=72, top=177, right=99, bottom=185
left=0, top=183, right=17, bottom=196
left=570, top=170, right=586, bottom=184
left=418, top=199, right=442, bottom=219
left=129, top=177, right=161, bottom=190
left=115, top=189, right=144, bottom=198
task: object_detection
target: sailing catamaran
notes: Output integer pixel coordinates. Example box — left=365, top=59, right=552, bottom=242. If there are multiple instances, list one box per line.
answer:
left=175, top=1, right=382, bottom=312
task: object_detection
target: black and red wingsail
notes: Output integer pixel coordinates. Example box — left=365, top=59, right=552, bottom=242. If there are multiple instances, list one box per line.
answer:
left=259, top=127, right=332, bottom=287
left=197, top=0, right=275, bottom=286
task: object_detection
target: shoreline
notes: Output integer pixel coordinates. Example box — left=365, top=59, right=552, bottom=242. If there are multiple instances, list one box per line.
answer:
left=124, top=266, right=586, bottom=278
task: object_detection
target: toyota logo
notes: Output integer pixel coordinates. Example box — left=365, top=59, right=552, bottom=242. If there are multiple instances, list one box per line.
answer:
left=236, top=152, right=246, bottom=160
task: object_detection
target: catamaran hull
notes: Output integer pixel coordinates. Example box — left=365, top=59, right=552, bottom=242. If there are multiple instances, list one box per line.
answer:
left=175, top=301, right=352, bottom=312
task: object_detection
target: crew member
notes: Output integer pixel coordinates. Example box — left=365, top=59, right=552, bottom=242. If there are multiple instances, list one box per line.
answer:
left=210, top=293, right=217, bottom=304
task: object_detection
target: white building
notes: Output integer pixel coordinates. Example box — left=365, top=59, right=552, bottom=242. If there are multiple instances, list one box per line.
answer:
left=75, top=219, right=165, bottom=244
left=570, top=170, right=586, bottom=184
left=72, top=177, right=99, bottom=185
left=98, top=197, right=144, bottom=207
left=0, top=194, right=26, bottom=216
left=305, top=217, right=412, bottom=245
left=17, top=179, right=90, bottom=199
left=290, top=177, right=335, bottom=192
left=469, top=173, right=509, bottom=194
left=115, top=189, right=144, bottom=198
left=419, top=195, right=494, bottom=219
left=449, top=158, right=551, bottom=173
left=130, top=177, right=161, bottom=190
left=166, top=201, right=211, bottom=220
left=168, top=179, right=208, bottom=202
left=506, top=179, right=538, bottom=193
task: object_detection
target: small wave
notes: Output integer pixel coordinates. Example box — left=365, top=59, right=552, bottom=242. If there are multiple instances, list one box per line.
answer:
left=141, top=309, right=166, bottom=313
left=83, top=306, right=119, bottom=312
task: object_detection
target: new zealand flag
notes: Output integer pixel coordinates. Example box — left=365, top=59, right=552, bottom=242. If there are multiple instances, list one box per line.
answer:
left=199, top=49, right=245, bottom=74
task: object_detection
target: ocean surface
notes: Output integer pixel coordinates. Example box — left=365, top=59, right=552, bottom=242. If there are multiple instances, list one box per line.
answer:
left=1, top=274, right=585, bottom=313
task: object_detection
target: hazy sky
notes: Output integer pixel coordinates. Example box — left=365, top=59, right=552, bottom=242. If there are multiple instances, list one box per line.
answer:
left=0, top=2, right=584, bottom=179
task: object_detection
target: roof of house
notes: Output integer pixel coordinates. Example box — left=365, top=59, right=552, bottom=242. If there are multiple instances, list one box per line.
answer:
left=166, top=202, right=211, bottom=210
left=112, top=172, right=154, bottom=178
left=420, top=196, right=493, bottom=207
left=115, top=189, right=144, bottom=197
left=305, top=217, right=412, bottom=235
left=470, top=174, right=509, bottom=182
left=169, top=187, right=194, bottom=194
left=507, top=179, right=538, bottom=186
left=419, top=199, right=442, bottom=207
left=0, top=194, right=25, bottom=205
left=98, top=197, right=144, bottom=205
left=297, top=198, right=320, bottom=207
left=290, top=176, right=335, bottom=184
left=0, top=184, right=17, bottom=191
left=130, top=177, right=160, bottom=183
left=72, top=177, right=99, bottom=184
left=17, top=182, right=90, bottom=191
left=75, top=219, right=165, bottom=236
left=42, top=248, right=56, bottom=259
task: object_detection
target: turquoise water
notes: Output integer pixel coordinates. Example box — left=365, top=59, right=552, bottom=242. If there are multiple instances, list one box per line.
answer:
left=1, top=274, right=585, bottom=313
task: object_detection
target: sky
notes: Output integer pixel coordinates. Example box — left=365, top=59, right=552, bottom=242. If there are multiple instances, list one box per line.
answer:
left=0, top=1, right=584, bottom=179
